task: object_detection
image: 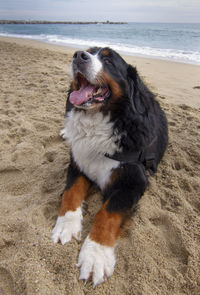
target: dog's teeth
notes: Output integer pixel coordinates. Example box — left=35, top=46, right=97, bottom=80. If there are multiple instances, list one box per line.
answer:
left=96, top=87, right=102, bottom=94
left=93, top=87, right=103, bottom=97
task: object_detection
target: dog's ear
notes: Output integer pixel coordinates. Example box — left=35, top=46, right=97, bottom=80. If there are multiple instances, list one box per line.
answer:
left=127, top=65, right=146, bottom=114
left=127, top=64, right=138, bottom=84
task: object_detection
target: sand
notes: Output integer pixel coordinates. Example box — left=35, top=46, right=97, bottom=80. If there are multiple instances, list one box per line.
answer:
left=0, top=36, right=199, bottom=295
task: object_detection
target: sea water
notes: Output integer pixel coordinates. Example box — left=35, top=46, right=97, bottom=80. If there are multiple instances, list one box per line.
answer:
left=0, top=22, right=200, bottom=65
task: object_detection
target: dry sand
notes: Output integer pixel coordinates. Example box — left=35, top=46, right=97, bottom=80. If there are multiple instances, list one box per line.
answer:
left=0, top=37, right=199, bottom=295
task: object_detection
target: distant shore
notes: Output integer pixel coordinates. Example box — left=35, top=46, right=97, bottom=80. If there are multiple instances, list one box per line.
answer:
left=0, top=20, right=127, bottom=25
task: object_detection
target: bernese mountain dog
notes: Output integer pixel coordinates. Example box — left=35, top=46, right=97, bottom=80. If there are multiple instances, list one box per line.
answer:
left=52, top=47, right=168, bottom=286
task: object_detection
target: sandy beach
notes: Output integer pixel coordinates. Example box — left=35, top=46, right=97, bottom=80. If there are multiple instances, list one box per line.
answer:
left=0, top=36, right=199, bottom=295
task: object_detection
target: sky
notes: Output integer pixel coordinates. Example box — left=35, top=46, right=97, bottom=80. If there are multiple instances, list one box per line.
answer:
left=0, top=0, right=200, bottom=23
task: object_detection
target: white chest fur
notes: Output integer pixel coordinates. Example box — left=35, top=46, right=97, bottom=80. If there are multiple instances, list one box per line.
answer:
left=62, top=109, right=120, bottom=190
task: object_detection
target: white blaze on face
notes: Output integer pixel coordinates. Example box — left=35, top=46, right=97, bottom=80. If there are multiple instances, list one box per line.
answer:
left=70, top=51, right=102, bottom=83
left=88, top=51, right=102, bottom=83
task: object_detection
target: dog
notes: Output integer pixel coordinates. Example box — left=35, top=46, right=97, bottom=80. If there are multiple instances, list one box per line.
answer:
left=52, top=47, right=168, bottom=286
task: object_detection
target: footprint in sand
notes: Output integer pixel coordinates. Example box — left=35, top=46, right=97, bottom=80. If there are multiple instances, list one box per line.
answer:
left=149, top=214, right=189, bottom=274
left=168, top=121, right=176, bottom=126
left=0, top=268, right=15, bottom=295
left=44, top=150, right=56, bottom=163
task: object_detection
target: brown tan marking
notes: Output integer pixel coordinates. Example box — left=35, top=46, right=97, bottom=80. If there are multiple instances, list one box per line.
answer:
left=89, top=201, right=123, bottom=247
left=72, top=80, right=78, bottom=91
left=101, top=49, right=110, bottom=56
left=104, top=168, right=121, bottom=191
left=59, top=176, right=91, bottom=216
left=99, top=72, right=123, bottom=100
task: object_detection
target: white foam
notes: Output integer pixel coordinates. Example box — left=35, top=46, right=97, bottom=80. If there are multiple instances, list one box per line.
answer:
left=1, top=32, right=200, bottom=65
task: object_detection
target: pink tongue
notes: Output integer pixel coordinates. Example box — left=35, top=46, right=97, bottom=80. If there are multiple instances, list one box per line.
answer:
left=69, top=84, right=95, bottom=105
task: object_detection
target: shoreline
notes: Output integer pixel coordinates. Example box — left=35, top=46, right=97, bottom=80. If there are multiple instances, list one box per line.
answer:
left=1, top=35, right=200, bottom=108
left=0, top=32, right=200, bottom=66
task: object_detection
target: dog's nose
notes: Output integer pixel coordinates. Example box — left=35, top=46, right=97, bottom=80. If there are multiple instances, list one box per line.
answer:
left=73, top=51, right=90, bottom=64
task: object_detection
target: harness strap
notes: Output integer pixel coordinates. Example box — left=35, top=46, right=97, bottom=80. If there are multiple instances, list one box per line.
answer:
left=105, top=136, right=157, bottom=175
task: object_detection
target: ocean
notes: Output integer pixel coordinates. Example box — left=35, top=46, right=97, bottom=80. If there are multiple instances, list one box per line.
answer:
left=0, top=22, right=200, bottom=65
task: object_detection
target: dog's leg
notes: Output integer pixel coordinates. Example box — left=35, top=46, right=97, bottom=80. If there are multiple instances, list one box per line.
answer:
left=77, top=164, right=148, bottom=286
left=77, top=200, right=123, bottom=286
left=52, top=159, right=91, bottom=245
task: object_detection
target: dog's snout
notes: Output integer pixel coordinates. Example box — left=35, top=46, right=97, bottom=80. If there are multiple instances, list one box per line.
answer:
left=73, top=51, right=90, bottom=64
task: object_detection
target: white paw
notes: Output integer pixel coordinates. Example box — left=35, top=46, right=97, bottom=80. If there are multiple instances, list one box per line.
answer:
left=51, top=207, right=82, bottom=245
left=77, top=236, right=116, bottom=286
left=59, top=127, right=67, bottom=139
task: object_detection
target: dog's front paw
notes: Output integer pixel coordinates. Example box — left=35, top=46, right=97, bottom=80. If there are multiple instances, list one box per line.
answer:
left=77, top=236, right=116, bottom=286
left=51, top=207, right=82, bottom=245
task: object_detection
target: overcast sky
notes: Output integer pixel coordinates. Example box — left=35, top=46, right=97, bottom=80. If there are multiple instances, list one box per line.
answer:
left=0, top=0, right=200, bottom=23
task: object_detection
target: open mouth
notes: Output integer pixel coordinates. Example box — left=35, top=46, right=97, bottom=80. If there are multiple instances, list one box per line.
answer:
left=69, top=73, right=110, bottom=108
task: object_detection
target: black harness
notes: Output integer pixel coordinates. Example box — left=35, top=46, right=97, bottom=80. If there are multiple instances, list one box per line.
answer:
left=105, top=136, right=158, bottom=175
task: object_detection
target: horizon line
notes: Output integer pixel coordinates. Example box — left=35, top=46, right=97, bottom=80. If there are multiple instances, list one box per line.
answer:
left=0, top=19, right=200, bottom=24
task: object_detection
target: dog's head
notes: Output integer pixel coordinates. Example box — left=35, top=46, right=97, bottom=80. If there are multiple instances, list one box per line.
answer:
left=69, top=47, right=137, bottom=111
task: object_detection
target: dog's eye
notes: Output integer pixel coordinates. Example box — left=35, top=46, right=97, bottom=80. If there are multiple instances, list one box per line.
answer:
left=103, top=58, right=112, bottom=65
